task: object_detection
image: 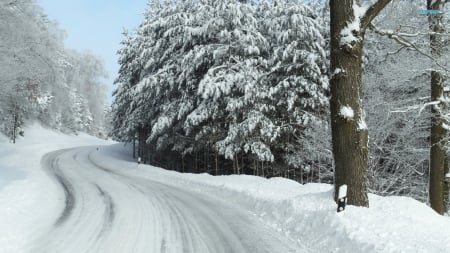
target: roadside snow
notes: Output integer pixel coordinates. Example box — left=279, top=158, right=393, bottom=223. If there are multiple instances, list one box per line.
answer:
left=0, top=123, right=113, bottom=253
left=92, top=144, right=450, bottom=253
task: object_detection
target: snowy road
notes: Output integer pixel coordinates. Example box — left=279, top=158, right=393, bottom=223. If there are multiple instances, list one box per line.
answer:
left=33, top=146, right=306, bottom=253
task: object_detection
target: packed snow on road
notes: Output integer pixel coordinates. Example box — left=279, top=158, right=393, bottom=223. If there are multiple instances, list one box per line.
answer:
left=1, top=124, right=450, bottom=253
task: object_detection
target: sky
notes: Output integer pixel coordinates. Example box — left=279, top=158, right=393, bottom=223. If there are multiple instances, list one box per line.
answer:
left=35, top=0, right=148, bottom=103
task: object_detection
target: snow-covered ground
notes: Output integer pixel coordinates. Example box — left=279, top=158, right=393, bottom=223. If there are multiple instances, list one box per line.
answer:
left=0, top=123, right=113, bottom=253
left=98, top=144, right=450, bottom=253
left=1, top=123, right=450, bottom=253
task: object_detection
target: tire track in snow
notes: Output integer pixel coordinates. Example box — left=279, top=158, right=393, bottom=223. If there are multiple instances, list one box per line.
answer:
left=37, top=147, right=308, bottom=253
left=38, top=149, right=122, bottom=252
left=43, top=152, right=76, bottom=226
left=94, top=183, right=115, bottom=237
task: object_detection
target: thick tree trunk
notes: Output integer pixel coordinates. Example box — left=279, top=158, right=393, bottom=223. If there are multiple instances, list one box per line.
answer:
left=428, top=0, right=447, bottom=214
left=330, top=0, right=369, bottom=206
left=429, top=70, right=446, bottom=214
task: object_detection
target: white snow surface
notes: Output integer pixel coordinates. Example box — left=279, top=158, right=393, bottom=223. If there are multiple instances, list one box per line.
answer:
left=0, top=123, right=114, bottom=253
left=1, top=123, right=450, bottom=253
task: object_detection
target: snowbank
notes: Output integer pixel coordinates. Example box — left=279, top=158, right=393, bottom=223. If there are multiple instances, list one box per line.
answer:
left=93, top=144, right=450, bottom=253
left=0, top=123, right=112, bottom=253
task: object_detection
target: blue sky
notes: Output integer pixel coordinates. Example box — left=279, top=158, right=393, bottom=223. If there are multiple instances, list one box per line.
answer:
left=35, top=0, right=148, bottom=102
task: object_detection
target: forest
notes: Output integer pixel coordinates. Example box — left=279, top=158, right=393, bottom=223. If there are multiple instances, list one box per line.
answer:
left=111, top=0, right=450, bottom=213
left=3, top=0, right=449, bottom=214
left=0, top=0, right=109, bottom=141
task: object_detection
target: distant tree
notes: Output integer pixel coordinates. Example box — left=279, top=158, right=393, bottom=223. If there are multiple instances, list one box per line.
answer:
left=361, top=0, right=431, bottom=202
left=364, top=0, right=450, bottom=213
left=0, top=0, right=108, bottom=138
left=427, top=0, right=449, bottom=214
left=6, top=83, right=26, bottom=143
left=111, top=30, right=141, bottom=142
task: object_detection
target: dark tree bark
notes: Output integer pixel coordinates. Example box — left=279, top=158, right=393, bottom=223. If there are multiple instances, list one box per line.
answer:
left=330, top=0, right=391, bottom=206
left=428, top=0, right=448, bottom=214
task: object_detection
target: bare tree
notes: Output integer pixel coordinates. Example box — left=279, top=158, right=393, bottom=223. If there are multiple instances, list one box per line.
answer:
left=330, top=0, right=392, bottom=206
left=362, top=0, right=450, bottom=213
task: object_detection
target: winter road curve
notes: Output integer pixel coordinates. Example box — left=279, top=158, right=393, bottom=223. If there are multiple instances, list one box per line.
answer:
left=33, top=146, right=307, bottom=253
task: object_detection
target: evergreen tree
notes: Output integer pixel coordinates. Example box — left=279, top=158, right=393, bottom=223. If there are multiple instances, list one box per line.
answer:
left=112, top=0, right=330, bottom=177
left=257, top=0, right=330, bottom=176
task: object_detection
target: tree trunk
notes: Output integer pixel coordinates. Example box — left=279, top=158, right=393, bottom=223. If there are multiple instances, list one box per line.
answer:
left=182, top=155, right=185, bottom=173
left=428, top=0, right=447, bottom=214
left=195, top=150, right=198, bottom=173
left=330, top=0, right=369, bottom=206
left=261, top=161, right=265, bottom=178
left=12, top=112, right=17, bottom=144
left=444, top=158, right=449, bottom=212
left=132, top=136, right=136, bottom=159
left=215, top=151, right=218, bottom=175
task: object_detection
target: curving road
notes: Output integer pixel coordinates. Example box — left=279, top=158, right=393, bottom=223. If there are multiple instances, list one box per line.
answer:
left=33, top=146, right=307, bottom=253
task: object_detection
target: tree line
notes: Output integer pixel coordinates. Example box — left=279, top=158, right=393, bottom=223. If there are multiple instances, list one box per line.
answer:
left=112, top=0, right=331, bottom=180
left=112, top=0, right=450, bottom=214
left=0, top=0, right=109, bottom=141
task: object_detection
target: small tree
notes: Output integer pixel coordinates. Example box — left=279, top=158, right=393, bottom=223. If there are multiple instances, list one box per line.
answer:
left=7, top=82, right=28, bottom=143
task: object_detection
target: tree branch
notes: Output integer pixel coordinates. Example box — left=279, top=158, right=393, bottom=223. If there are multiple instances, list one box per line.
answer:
left=361, top=0, right=393, bottom=29
left=368, top=23, right=449, bottom=72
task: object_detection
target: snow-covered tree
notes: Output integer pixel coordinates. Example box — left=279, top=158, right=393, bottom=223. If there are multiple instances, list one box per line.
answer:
left=112, top=0, right=330, bottom=177
left=183, top=0, right=270, bottom=172
left=362, top=0, right=450, bottom=213
left=0, top=0, right=108, bottom=138
left=111, top=30, right=141, bottom=142
left=362, top=0, right=431, bottom=202
left=256, top=0, right=330, bottom=177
